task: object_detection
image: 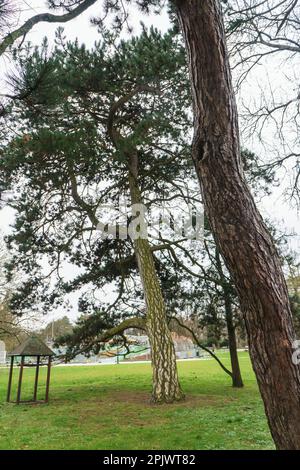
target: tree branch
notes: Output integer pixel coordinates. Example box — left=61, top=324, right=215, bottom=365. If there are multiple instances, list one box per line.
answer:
left=168, top=316, right=233, bottom=378
left=0, top=0, right=98, bottom=56
left=58, top=316, right=146, bottom=361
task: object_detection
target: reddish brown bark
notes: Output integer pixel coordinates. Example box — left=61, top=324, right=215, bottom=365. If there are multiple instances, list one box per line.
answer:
left=175, top=0, right=300, bottom=449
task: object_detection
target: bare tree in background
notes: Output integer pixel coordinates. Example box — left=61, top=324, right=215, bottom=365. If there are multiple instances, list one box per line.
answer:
left=0, top=233, right=38, bottom=348
left=0, top=0, right=99, bottom=56
left=224, top=0, right=300, bottom=203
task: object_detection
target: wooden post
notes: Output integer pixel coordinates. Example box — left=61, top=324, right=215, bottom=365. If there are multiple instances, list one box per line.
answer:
left=33, top=355, right=40, bottom=402
left=7, top=356, right=14, bottom=402
left=16, top=356, right=24, bottom=404
left=45, top=356, right=52, bottom=403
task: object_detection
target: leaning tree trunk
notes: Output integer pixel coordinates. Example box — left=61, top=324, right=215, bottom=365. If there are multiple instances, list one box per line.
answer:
left=127, top=155, right=184, bottom=403
left=175, top=0, right=300, bottom=449
left=224, top=291, right=244, bottom=388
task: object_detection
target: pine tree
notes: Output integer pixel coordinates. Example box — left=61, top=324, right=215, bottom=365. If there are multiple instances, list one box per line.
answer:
left=1, top=28, right=195, bottom=403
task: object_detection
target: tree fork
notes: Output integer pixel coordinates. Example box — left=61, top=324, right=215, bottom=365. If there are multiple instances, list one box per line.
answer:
left=175, top=0, right=300, bottom=449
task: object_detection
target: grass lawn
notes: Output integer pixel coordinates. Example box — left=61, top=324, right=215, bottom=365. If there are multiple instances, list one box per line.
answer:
left=0, top=352, right=274, bottom=450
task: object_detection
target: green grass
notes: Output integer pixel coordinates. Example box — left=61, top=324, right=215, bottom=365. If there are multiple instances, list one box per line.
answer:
left=0, top=352, right=274, bottom=450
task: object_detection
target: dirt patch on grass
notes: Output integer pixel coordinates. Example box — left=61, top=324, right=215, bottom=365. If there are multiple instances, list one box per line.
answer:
left=106, top=390, right=233, bottom=408
left=76, top=391, right=226, bottom=428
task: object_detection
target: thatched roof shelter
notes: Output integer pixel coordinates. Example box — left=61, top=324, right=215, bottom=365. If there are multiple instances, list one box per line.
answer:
left=7, top=336, right=55, bottom=405
left=9, top=336, right=54, bottom=357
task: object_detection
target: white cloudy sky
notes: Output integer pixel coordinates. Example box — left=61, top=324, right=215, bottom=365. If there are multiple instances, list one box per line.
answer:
left=0, top=0, right=299, bottom=325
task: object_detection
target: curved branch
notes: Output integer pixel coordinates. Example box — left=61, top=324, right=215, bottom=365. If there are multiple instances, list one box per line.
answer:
left=168, top=316, right=233, bottom=378
left=58, top=316, right=146, bottom=361
left=107, top=85, right=160, bottom=147
left=0, top=0, right=98, bottom=56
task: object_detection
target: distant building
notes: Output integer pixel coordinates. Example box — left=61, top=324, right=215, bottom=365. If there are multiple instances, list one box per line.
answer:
left=50, top=331, right=203, bottom=364
left=171, top=332, right=199, bottom=359
left=124, top=333, right=201, bottom=361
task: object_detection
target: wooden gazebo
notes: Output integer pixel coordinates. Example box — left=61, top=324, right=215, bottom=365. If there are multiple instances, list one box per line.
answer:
left=7, top=336, right=55, bottom=404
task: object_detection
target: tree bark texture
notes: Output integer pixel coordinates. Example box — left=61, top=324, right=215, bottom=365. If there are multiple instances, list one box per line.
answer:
left=175, top=0, right=300, bottom=448
left=128, top=155, right=184, bottom=403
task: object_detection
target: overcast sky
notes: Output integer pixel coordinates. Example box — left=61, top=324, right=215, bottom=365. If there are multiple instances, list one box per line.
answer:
left=0, top=0, right=299, bottom=325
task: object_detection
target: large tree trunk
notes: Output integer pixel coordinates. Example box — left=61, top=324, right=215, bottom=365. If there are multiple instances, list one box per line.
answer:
left=224, top=291, right=244, bottom=388
left=175, top=0, right=300, bottom=449
left=127, top=155, right=184, bottom=403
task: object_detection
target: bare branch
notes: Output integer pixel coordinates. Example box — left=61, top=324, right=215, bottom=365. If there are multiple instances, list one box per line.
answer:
left=0, top=0, right=98, bottom=56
